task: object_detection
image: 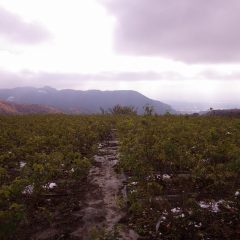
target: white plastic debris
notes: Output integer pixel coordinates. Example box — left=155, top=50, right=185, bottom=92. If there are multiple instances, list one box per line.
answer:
left=171, top=207, right=181, bottom=213
left=162, top=174, right=171, bottom=180
left=194, top=222, right=202, bottom=228
left=130, top=189, right=137, bottom=194
left=198, top=200, right=231, bottom=213
left=20, top=161, right=26, bottom=168
left=49, top=182, right=57, bottom=189
left=199, top=201, right=211, bottom=209
left=43, top=182, right=57, bottom=189
left=235, top=191, right=240, bottom=197
left=155, top=174, right=161, bottom=180
left=161, top=216, right=166, bottom=221
left=22, top=185, right=34, bottom=195
left=130, top=181, right=138, bottom=186
left=216, top=201, right=224, bottom=211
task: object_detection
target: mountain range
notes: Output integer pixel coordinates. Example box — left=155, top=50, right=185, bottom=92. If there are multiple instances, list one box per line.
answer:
left=0, top=86, right=174, bottom=114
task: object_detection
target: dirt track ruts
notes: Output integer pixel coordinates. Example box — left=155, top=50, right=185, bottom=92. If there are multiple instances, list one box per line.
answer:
left=71, top=132, right=139, bottom=240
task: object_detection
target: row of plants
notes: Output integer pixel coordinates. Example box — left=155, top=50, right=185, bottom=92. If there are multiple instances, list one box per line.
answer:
left=0, top=115, right=112, bottom=239
left=117, top=115, right=240, bottom=239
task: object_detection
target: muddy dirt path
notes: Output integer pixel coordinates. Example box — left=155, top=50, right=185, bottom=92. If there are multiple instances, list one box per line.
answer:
left=71, top=132, right=139, bottom=240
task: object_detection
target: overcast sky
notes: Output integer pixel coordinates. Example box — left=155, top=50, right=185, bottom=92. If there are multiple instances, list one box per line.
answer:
left=0, top=0, right=240, bottom=104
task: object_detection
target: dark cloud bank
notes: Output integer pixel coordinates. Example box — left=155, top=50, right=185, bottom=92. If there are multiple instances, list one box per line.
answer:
left=103, top=0, right=240, bottom=63
left=0, top=70, right=240, bottom=89
left=0, top=70, right=183, bottom=88
left=0, top=6, right=50, bottom=44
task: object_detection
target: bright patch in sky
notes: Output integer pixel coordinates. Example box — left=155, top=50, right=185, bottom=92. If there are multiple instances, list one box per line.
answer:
left=0, top=0, right=239, bottom=106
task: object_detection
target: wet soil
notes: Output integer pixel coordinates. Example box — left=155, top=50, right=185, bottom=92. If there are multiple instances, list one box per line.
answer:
left=70, top=136, right=139, bottom=239
left=30, top=133, right=139, bottom=240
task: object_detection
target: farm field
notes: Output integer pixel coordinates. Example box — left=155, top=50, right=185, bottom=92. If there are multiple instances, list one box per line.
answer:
left=0, top=115, right=240, bottom=239
left=0, top=115, right=112, bottom=239
left=117, top=115, right=240, bottom=239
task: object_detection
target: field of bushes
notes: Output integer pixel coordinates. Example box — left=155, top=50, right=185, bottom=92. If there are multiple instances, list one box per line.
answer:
left=0, top=113, right=240, bottom=239
left=0, top=115, right=112, bottom=239
left=117, top=115, right=240, bottom=239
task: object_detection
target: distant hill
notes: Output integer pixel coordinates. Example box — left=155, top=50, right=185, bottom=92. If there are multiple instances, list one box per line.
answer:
left=206, top=109, right=240, bottom=117
left=0, top=100, right=61, bottom=115
left=0, top=87, right=175, bottom=114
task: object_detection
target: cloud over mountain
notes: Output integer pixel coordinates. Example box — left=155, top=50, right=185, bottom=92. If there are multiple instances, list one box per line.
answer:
left=1, top=69, right=240, bottom=91
left=0, top=69, right=185, bottom=89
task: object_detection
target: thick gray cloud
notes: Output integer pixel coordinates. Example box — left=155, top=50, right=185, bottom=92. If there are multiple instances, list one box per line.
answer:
left=0, top=70, right=184, bottom=88
left=1, top=69, right=240, bottom=90
left=103, top=0, right=240, bottom=63
left=0, top=6, right=50, bottom=44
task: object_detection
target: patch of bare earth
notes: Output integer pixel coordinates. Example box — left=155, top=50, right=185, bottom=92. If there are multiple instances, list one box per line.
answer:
left=70, top=133, right=139, bottom=239
left=30, top=132, right=138, bottom=240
